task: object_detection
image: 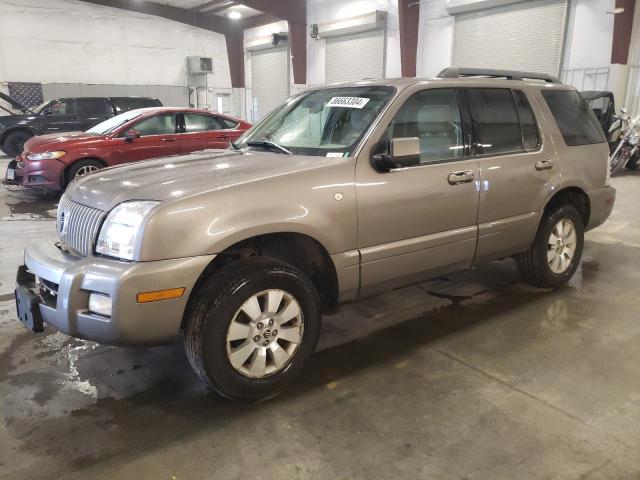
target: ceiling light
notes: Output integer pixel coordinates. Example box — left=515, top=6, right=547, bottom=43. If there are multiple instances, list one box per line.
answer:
left=228, top=11, right=242, bottom=19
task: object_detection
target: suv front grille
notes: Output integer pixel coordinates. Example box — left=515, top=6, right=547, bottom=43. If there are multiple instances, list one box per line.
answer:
left=56, top=195, right=106, bottom=256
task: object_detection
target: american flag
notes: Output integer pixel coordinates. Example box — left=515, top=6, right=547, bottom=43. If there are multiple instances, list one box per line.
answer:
left=8, top=82, right=44, bottom=108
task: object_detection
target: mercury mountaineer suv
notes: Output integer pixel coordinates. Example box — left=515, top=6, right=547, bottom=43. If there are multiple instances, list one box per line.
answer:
left=14, top=69, right=616, bottom=401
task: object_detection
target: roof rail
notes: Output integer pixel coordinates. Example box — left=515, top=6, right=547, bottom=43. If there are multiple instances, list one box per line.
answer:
left=437, top=67, right=561, bottom=84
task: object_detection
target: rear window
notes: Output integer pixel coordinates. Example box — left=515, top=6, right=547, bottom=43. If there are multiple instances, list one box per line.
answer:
left=112, top=97, right=162, bottom=113
left=542, top=90, right=605, bottom=146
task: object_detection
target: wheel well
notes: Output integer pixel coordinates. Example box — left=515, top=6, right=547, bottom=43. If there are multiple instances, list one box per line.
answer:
left=544, top=187, right=590, bottom=226
left=183, top=233, right=339, bottom=328
left=0, top=127, right=34, bottom=145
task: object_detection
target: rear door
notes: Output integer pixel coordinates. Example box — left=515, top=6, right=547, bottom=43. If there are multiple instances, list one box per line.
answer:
left=76, top=98, right=114, bottom=131
left=116, top=113, right=181, bottom=164
left=356, top=87, right=480, bottom=296
left=465, top=87, right=557, bottom=263
left=41, top=99, right=80, bottom=133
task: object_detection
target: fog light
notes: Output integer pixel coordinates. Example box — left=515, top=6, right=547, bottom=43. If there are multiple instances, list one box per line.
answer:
left=89, top=293, right=112, bottom=317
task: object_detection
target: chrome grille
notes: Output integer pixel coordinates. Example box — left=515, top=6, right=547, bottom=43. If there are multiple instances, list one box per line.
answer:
left=56, top=195, right=106, bottom=257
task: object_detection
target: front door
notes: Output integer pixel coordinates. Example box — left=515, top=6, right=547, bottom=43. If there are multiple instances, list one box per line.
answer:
left=356, top=87, right=480, bottom=297
left=41, top=99, right=81, bottom=133
left=116, top=113, right=181, bottom=164
left=464, top=87, right=557, bottom=263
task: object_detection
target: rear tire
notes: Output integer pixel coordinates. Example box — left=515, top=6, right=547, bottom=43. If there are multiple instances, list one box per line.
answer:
left=515, top=204, right=584, bottom=288
left=1, top=130, right=32, bottom=157
left=184, top=257, right=321, bottom=401
left=64, top=159, right=104, bottom=188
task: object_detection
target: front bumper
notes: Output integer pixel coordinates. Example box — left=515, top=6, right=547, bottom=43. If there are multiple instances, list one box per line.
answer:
left=16, top=240, right=214, bottom=345
left=19, top=157, right=65, bottom=191
left=586, top=185, right=616, bottom=231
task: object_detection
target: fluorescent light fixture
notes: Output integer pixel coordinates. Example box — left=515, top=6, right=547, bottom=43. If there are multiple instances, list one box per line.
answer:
left=228, top=10, right=242, bottom=19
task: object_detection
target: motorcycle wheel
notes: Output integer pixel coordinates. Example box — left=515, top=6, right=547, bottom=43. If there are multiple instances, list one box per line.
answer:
left=625, top=157, right=639, bottom=170
left=610, top=149, right=630, bottom=176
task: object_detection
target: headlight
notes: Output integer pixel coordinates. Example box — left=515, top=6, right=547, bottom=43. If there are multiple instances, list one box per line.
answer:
left=27, top=151, right=66, bottom=161
left=96, top=201, right=159, bottom=260
left=628, top=129, right=640, bottom=146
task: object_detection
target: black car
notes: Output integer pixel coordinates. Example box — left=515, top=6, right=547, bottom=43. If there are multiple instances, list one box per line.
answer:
left=0, top=96, right=162, bottom=156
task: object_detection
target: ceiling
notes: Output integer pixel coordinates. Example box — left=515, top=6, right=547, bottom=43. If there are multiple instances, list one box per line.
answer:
left=147, top=1, right=264, bottom=19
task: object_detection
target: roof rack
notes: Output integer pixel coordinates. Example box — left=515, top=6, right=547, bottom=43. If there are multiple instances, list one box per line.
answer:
left=437, top=67, right=561, bottom=84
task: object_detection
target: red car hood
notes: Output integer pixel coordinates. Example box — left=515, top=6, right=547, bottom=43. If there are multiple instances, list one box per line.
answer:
left=23, top=132, right=106, bottom=152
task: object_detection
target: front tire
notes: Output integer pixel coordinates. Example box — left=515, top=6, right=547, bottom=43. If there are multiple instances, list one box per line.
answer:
left=515, top=204, right=584, bottom=288
left=184, top=257, right=321, bottom=401
left=2, top=130, right=32, bottom=157
left=64, top=159, right=103, bottom=188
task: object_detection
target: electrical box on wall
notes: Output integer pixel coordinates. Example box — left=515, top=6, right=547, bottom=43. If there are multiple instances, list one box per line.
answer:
left=187, top=56, right=213, bottom=74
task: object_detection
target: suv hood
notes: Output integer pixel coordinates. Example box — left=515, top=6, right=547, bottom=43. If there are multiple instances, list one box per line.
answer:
left=24, top=132, right=104, bottom=152
left=67, top=149, right=342, bottom=211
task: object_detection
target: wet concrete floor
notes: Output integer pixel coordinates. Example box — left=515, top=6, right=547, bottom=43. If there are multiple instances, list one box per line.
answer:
left=0, top=156, right=639, bottom=479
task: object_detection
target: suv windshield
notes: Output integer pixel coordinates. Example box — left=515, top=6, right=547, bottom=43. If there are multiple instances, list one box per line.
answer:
left=236, top=86, right=396, bottom=156
left=86, top=109, right=144, bottom=135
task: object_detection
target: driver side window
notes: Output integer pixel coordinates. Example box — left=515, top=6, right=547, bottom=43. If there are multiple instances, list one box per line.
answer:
left=382, top=88, right=465, bottom=165
left=131, top=114, right=177, bottom=136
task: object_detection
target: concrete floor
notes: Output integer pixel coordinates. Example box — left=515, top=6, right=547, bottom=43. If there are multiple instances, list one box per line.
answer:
left=0, top=155, right=639, bottom=480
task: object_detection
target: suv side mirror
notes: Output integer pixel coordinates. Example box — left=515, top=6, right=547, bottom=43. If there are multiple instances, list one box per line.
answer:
left=124, top=129, right=141, bottom=141
left=371, top=137, right=421, bottom=172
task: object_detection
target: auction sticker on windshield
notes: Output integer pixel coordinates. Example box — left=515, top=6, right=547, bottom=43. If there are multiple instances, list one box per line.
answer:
left=327, top=97, right=370, bottom=109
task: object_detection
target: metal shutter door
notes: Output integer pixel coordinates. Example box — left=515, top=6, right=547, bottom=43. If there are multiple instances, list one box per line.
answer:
left=251, top=46, right=289, bottom=122
left=325, top=29, right=385, bottom=84
left=452, top=0, right=567, bottom=76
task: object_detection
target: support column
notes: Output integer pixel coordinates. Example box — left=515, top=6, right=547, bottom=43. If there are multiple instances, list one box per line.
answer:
left=288, top=20, right=307, bottom=85
left=225, top=29, right=245, bottom=88
left=611, top=0, right=636, bottom=64
left=399, top=0, right=420, bottom=77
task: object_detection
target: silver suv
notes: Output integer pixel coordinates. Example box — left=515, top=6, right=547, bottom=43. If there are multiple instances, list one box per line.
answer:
left=15, top=68, right=616, bottom=400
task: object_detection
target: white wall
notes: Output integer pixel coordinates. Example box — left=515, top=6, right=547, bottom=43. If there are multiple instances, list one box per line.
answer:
left=306, top=0, right=401, bottom=86
left=563, top=0, right=615, bottom=70
left=0, top=0, right=232, bottom=107
left=417, top=0, right=454, bottom=77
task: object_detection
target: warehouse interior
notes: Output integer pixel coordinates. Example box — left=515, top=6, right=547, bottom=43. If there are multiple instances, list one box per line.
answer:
left=1, top=0, right=639, bottom=479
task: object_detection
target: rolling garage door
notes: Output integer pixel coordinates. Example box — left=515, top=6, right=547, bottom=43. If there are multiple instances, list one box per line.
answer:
left=325, top=29, right=385, bottom=84
left=452, top=0, right=567, bottom=76
left=251, top=46, right=289, bottom=122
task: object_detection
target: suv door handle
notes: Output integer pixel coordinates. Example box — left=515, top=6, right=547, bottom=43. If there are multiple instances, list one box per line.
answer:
left=161, top=138, right=177, bottom=142
left=220, top=134, right=230, bottom=140
left=535, top=159, right=554, bottom=171
left=448, top=170, right=475, bottom=185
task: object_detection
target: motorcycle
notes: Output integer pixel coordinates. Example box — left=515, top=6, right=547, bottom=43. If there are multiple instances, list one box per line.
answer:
left=609, top=108, right=640, bottom=176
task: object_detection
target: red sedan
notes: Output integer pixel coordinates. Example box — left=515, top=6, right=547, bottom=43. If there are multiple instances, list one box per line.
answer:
left=5, top=107, right=251, bottom=191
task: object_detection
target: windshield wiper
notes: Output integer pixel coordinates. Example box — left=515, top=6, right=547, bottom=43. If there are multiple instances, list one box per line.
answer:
left=246, top=139, right=292, bottom=155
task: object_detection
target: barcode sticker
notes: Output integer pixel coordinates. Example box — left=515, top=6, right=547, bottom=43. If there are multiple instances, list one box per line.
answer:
left=327, top=97, right=370, bottom=109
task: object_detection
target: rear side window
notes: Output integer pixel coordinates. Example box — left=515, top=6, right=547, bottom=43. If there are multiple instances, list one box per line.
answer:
left=219, top=117, right=238, bottom=129
left=183, top=113, right=208, bottom=132
left=513, top=90, right=540, bottom=151
left=207, top=116, right=224, bottom=130
left=541, top=90, right=605, bottom=146
left=76, top=98, right=112, bottom=116
left=467, top=88, right=522, bottom=155
left=112, top=97, right=162, bottom=113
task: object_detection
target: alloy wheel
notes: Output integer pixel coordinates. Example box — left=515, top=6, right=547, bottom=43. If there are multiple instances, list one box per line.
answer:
left=547, top=218, right=577, bottom=274
left=75, top=165, right=99, bottom=178
left=226, top=289, right=304, bottom=378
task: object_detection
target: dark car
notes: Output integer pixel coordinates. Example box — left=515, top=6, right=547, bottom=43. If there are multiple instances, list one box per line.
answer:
left=0, top=96, right=162, bottom=157
left=5, top=107, right=251, bottom=191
